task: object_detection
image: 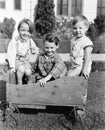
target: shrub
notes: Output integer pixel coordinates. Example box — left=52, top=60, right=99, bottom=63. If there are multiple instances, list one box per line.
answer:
left=94, top=15, right=105, bottom=36
left=55, top=16, right=73, bottom=39
left=87, top=23, right=98, bottom=41
left=92, top=15, right=105, bottom=53
left=34, top=0, right=56, bottom=36
left=0, top=17, right=16, bottom=39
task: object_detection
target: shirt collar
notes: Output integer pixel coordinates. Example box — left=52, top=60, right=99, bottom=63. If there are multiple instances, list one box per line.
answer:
left=44, top=53, right=56, bottom=59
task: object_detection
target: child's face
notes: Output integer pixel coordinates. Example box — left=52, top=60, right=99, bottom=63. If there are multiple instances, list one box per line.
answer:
left=43, top=41, right=58, bottom=57
left=18, top=23, right=30, bottom=41
left=73, top=21, right=88, bottom=38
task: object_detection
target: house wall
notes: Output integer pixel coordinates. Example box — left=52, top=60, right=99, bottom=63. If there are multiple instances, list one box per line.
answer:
left=82, top=0, right=98, bottom=21
left=0, top=0, right=37, bottom=24
left=0, top=0, right=98, bottom=23
left=54, top=0, right=98, bottom=22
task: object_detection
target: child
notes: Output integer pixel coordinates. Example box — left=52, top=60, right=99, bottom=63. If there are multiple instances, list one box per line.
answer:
left=7, top=18, right=39, bottom=84
left=67, top=15, right=93, bottom=79
left=34, top=33, right=67, bottom=87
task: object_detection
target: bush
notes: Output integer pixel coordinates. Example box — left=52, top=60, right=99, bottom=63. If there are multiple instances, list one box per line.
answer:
left=0, top=17, right=16, bottom=39
left=87, top=23, right=98, bottom=41
left=94, top=15, right=105, bottom=36
left=55, top=16, right=73, bottom=39
left=34, top=0, right=56, bottom=36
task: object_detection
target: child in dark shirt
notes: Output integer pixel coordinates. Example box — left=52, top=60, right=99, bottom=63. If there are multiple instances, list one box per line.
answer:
left=35, top=33, right=67, bottom=87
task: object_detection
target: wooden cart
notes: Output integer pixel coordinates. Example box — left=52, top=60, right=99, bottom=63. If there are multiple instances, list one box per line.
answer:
left=6, top=74, right=87, bottom=109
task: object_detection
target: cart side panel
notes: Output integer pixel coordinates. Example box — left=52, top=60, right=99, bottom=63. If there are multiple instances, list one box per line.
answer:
left=7, top=76, right=87, bottom=106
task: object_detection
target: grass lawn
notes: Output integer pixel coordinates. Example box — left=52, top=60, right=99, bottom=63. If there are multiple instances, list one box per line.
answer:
left=0, top=71, right=103, bottom=130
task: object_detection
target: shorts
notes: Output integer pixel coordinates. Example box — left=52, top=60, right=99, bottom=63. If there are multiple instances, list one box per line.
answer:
left=15, top=59, right=32, bottom=70
left=67, top=67, right=82, bottom=77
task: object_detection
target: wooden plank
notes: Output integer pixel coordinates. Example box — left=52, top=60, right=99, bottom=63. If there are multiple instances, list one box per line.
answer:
left=59, top=53, right=105, bottom=62
left=0, top=80, right=6, bottom=102
left=0, top=53, right=105, bottom=66
left=0, top=53, right=7, bottom=64
left=7, top=76, right=87, bottom=107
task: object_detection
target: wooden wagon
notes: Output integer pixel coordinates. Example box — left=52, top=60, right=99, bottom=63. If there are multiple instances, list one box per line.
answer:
left=0, top=53, right=88, bottom=110
left=0, top=52, right=96, bottom=121
left=6, top=74, right=87, bottom=109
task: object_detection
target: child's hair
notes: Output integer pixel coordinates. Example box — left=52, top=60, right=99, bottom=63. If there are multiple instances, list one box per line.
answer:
left=72, top=15, right=89, bottom=28
left=17, top=18, right=34, bottom=34
left=43, top=33, right=59, bottom=46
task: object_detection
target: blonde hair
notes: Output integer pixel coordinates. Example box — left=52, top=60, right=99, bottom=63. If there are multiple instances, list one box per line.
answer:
left=17, top=18, right=34, bottom=34
left=72, top=15, right=89, bottom=28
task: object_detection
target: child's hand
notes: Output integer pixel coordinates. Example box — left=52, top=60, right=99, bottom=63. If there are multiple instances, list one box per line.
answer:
left=10, top=68, right=15, bottom=72
left=80, top=70, right=89, bottom=79
left=38, top=77, right=48, bottom=87
left=38, top=75, right=52, bottom=87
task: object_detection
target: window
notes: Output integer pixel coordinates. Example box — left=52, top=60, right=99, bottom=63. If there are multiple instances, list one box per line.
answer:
left=57, top=0, right=82, bottom=16
left=0, top=0, right=5, bottom=9
left=14, top=0, right=21, bottom=10
left=57, top=0, right=68, bottom=15
left=72, top=0, right=82, bottom=16
left=97, top=0, right=105, bottom=15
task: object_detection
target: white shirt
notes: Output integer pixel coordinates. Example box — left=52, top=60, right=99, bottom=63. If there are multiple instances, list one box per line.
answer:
left=7, top=36, right=39, bottom=69
left=70, top=35, right=93, bottom=72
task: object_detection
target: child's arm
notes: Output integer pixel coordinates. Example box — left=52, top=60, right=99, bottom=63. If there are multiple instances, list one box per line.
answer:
left=81, top=46, right=93, bottom=79
left=30, top=39, right=39, bottom=55
left=38, top=74, right=52, bottom=87
left=7, top=38, right=17, bottom=71
left=38, top=55, right=67, bottom=87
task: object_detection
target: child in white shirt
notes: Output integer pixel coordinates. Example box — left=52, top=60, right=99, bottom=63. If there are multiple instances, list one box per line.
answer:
left=7, top=19, right=39, bottom=84
left=67, top=15, right=93, bottom=79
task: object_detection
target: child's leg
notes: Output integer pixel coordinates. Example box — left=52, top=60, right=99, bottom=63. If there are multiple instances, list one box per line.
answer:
left=17, top=65, right=25, bottom=84
left=67, top=68, right=81, bottom=77
left=25, top=68, right=32, bottom=83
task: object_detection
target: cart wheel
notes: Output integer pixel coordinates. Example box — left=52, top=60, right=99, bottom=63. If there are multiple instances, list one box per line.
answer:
left=76, top=107, right=86, bottom=119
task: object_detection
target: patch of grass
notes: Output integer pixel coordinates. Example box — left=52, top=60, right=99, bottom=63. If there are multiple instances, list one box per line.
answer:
left=92, top=62, right=105, bottom=72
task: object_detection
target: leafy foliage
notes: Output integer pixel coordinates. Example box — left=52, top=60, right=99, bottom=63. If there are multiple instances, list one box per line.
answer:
left=34, top=0, right=56, bottom=36
left=94, top=15, right=105, bottom=36
left=87, top=23, right=98, bottom=41
left=3, top=17, right=16, bottom=39
left=0, top=17, right=16, bottom=39
left=55, top=16, right=73, bottom=39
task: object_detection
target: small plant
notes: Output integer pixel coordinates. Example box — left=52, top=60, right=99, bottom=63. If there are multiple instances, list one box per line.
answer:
left=94, top=15, right=105, bottom=36
left=0, top=17, right=16, bottom=39
left=55, top=16, right=73, bottom=39
left=87, top=22, right=98, bottom=41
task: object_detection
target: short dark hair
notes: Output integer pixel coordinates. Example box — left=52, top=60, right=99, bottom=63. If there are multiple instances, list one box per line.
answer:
left=17, top=18, right=34, bottom=34
left=43, top=33, right=59, bottom=46
left=72, top=15, right=89, bottom=28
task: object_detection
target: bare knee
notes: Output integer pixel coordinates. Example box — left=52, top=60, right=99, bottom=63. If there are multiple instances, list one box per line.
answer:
left=16, top=65, right=25, bottom=84
left=67, top=69, right=81, bottom=77
left=25, top=68, right=32, bottom=76
left=17, top=65, right=25, bottom=73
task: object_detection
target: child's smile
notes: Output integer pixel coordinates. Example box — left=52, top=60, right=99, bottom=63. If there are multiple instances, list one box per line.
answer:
left=44, top=41, right=58, bottom=57
left=73, top=21, right=88, bottom=38
left=19, top=23, right=30, bottom=41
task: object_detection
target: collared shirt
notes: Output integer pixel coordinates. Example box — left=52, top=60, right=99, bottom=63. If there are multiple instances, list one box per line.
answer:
left=7, top=36, right=39, bottom=69
left=70, top=35, right=93, bottom=71
left=16, top=37, right=39, bottom=57
left=35, top=53, right=67, bottom=79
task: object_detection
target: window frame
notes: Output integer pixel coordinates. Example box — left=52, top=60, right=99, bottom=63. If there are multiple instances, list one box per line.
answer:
left=0, top=0, right=5, bottom=9
left=71, top=0, right=82, bottom=16
left=14, top=0, right=21, bottom=10
left=97, top=0, right=105, bottom=15
left=57, top=0, right=68, bottom=15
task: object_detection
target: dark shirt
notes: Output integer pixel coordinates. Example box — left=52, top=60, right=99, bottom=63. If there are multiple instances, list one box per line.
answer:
left=34, top=53, right=67, bottom=80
